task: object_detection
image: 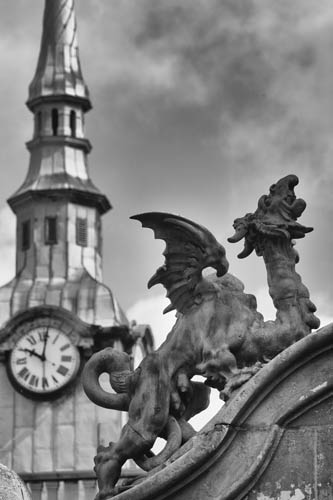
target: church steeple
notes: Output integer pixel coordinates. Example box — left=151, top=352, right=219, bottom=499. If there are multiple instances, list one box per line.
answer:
left=2, top=0, right=126, bottom=327
left=8, top=0, right=110, bottom=216
left=27, top=0, right=90, bottom=110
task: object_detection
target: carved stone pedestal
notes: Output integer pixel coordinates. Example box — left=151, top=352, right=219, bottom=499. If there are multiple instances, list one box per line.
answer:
left=110, top=323, right=333, bottom=500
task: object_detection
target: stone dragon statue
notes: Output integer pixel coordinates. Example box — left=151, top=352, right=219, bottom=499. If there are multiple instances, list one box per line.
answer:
left=82, top=175, right=320, bottom=499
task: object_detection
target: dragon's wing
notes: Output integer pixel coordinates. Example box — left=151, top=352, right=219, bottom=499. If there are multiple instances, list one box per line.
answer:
left=131, top=212, right=229, bottom=314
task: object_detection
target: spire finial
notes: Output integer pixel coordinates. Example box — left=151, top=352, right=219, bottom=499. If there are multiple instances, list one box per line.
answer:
left=27, top=0, right=90, bottom=110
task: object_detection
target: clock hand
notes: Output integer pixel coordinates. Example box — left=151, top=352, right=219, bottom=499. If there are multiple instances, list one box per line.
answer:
left=19, top=348, right=56, bottom=366
left=42, top=349, right=46, bottom=386
left=41, top=329, right=49, bottom=361
left=20, top=348, right=44, bottom=361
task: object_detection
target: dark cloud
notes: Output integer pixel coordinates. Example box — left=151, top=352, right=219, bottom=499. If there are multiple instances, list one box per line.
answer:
left=288, top=45, right=316, bottom=69
left=0, top=1, right=332, bottom=320
left=77, top=0, right=332, bottom=178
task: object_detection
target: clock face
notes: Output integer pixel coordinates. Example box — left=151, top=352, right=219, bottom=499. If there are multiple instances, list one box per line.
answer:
left=8, top=325, right=81, bottom=398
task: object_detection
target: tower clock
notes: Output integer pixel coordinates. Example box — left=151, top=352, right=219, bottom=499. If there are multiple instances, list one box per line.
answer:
left=8, top=320, right=81, bottom=399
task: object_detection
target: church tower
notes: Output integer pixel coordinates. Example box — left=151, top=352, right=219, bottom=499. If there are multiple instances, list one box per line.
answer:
left=4, top=0, right=123, bottom=326
left=0, top=1, right=152, bottom=498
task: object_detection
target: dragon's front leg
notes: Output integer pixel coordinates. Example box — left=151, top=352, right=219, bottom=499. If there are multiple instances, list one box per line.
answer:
left=219, top=362, right=263, bottom=400
left=198, top=344, right=263, bottom=401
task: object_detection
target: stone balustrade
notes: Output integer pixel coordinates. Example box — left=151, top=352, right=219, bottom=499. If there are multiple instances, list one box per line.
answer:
left=21, top=469, right=143, bottom=500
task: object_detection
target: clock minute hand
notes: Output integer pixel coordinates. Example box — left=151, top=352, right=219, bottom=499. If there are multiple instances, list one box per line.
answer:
left=41, top=333, right=56, bottom=367
left=41, top=329, right=49, bottom=361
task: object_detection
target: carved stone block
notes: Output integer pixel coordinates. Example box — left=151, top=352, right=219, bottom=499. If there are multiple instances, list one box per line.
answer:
left=108, top=324, right=333, bottom=500
left=0, top=463, right=31, bottom=500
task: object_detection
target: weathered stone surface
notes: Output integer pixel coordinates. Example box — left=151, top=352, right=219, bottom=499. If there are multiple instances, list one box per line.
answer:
left=0, top=364, right=14, bottom=406
left=0, top=406, right=14, bottom=458
left=63, top=481, right=79, bottom=500
left=15, top=392, right=34, bottom=428
left=56, top=424, right=75, bottom=469
left=244, top=398, right=333, bottom=500
left=106, top=323, right=333, bottom=500
left=34, top=405, right=52, bottom=446
left=82, top=480, right=98, bottom=500
left=33, top=448, right=53, bottom=473
left=45, top=481, right=59, bottom=500
left=56, top=392, right=74, bottom=425
left=0, top=463, right=31, bottom=500
left=29, top=482, right=43, bottom=500
left=13, top=427, right=33, bottom=472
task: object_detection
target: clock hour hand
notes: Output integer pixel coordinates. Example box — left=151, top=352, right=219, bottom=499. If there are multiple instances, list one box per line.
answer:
left=19, top=348, right=55, bottom=366
left=20, top=348, right=44, bottom=361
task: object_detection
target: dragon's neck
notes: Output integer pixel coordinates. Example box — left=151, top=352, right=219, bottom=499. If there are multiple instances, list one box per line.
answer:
left=263, top=237, right=319, bottom=335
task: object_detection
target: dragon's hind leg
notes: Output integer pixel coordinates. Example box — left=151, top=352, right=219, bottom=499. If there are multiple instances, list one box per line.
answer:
left=93, top=420, right=156, bottom=499
left=93, top=443, right=122, bottom=500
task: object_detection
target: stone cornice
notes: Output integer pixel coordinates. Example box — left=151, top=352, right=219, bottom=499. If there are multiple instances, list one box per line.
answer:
left=26, top=94, right=92, bottom=113
left=7, top=187, right=112, bottom=215
left=26, top=135, right=92, bottom=154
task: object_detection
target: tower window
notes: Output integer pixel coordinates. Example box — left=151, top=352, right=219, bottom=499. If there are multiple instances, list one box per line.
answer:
left=45, top=216, right=57, bottom=245
left=70, top=110, right=76, bottom=137
left=76, top=217, right=88, bottom=247
left=37, top=111, right=43, bottom=135
left=22, top=220, right=31, bottom=251
left=52, top=108, right=58, bottom=136
left=97, top=217, right=102, bottom=252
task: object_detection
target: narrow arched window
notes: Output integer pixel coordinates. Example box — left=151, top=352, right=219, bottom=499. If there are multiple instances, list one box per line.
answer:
left=70, top=110, right=76, bottom=137
left=52, top=108, right=58, bottom=136
left=37, top=111, right=42, bottom=135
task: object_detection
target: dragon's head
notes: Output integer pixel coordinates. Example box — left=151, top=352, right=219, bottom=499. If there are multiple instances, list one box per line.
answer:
left=228, top=175, right=313, bottom=258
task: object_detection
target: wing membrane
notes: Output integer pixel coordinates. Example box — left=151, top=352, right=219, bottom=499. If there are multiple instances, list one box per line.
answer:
left=131, top=212, right=228, bottom=314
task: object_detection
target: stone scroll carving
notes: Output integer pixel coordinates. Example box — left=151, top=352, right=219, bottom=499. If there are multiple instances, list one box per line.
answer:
left=82, top=175, right=320, bottom=500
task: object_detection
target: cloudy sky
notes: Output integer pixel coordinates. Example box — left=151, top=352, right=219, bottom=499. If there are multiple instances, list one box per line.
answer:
left=0, top=0, right=332, bottom=351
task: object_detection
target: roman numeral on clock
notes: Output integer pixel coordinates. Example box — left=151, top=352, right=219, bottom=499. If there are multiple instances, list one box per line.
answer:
left=16, top=357, right=27, bottom=365
left=26, top=335, right=37, bottom=346
left=52, top=333, right=60, bottom=345
left=18, top=367, right=30, bottom=381
left=37, top=329, right=47, bottom=342
left=29, top=375, right=39, bottom=387
left=57, top=365, right=69, bottom=376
